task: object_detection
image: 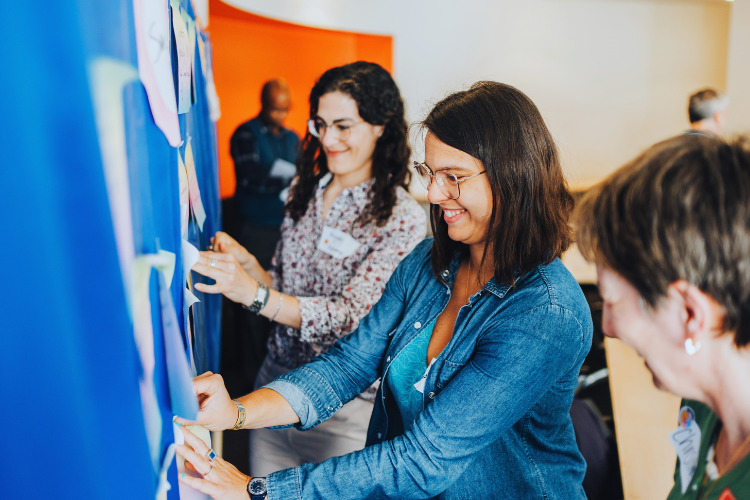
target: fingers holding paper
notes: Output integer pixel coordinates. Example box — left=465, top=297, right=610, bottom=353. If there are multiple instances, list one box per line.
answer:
left=192, top=251, right=257, bottom=306
left=176, top=427, right=252, bottom=500
left=175, top=372, right=238, bottom=431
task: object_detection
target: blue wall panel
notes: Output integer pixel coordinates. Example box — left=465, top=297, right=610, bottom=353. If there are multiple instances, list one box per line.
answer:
left=2, top=1, right=222, bottom=498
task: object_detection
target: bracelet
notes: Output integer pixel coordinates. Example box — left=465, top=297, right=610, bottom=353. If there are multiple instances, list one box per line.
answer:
left=244, top=282, right=270, bottom=314
left=232, top=400, right=246, bottom=430
left=270, top=293, right=284, bottom=322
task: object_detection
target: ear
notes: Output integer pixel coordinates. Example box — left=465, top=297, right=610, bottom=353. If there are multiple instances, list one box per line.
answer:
left=670, top=280, right=717, bottom=348
left=374, top=124, right=385, bottom=138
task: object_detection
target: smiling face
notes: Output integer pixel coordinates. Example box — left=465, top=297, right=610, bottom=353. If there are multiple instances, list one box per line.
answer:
left=316, top=91, right=384, bottom=185
left=597, top=266, right=704, bottom=398
left=424, top=132, right=494, bottom=247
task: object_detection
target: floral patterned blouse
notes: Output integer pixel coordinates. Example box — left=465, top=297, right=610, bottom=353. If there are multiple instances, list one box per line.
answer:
left=267, top=173, right=427, bottom=401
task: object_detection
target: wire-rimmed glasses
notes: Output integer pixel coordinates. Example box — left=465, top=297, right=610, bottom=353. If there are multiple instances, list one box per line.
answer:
left=413, top=161, right=486, bottom=200
left=308, top=118, right=366, bottom=141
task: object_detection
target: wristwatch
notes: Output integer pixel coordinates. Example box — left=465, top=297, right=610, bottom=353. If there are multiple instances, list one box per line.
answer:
left=244, top=282, right=270, bottom=313
left=247, top=477, right=267, bottom=499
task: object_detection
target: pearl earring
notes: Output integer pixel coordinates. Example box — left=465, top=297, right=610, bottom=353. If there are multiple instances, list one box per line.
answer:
left=685, top=338, right=701, bottom=356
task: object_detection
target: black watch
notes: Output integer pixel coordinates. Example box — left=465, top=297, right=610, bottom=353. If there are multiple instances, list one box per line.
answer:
left=247, top=477, right=267, bottom=499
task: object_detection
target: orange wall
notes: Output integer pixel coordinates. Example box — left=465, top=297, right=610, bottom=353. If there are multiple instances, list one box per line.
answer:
left=208, top=0, right=393, bottom=198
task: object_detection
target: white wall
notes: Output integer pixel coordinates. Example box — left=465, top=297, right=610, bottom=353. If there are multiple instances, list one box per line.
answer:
left=221, top=0, right=731, bottom=188
left=727, top=0, right=750, bottom=134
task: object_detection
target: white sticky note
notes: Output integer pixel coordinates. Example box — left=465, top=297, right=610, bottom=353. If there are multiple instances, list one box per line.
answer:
left=184, top=139, right=206, bottom=231
left=157, top=249, right=176, bottom=290
left=171, top=3, right=191, bottom=114
left=201, top=33, right=221, bottom=122
left=88, top=58, right=139, bottom=315
left=669, top=407, right=702, bottom=493
left=184, top=288, right=201, bottom=307
left=132, top=0, right=181, bottom=146
left=193, top=0, right=208, bottom=28
left=317, top=226, right=361, bottom=259
left=181, top=239, right=200, bottom=287
left=173, top=422, right=212, bottom=500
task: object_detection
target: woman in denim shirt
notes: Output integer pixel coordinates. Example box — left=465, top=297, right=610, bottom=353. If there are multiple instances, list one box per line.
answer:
left=175, top=82, right=593, bottom=500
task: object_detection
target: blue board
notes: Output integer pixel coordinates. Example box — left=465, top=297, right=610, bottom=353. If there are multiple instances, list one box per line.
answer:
left=1, top=1, right=222, bottom=498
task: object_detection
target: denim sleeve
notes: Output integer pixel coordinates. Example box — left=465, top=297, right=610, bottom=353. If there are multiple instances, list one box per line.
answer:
left=266, top=304, right=589, bottom=500
left=261, top=241, right=427, bottom=431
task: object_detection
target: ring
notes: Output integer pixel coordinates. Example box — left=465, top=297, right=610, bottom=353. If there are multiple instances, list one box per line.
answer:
left=210, top=259, right=216, bottom=268
left=205, top=448, right=217, bottom=462
left=202, top=464, right=213, bottom=476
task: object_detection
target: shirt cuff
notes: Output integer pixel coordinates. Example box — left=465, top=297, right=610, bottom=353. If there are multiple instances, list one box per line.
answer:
left=262, top=380, right=318, bottom=430
left=266, top=466, right=301, bottom=500
left=264, top=365, right=343, bottom=431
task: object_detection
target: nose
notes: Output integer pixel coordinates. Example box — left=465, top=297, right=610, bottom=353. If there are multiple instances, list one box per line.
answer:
left=320, top=127, right=340, bottom=149
left=426, top=176, right=449, bottom=204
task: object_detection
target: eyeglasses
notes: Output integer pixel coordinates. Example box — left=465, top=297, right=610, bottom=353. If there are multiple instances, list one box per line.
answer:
left=308, top=118, right=366, bottom=141
left=413, top=161, right=486, bottom=200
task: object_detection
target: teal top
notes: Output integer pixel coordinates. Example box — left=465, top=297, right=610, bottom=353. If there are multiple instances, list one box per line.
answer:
left=386, top=319, right=440, bottom=430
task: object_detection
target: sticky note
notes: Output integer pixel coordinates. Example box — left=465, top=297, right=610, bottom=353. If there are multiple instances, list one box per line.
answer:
left=171, top=3, right=192, bottom=114
left=173, top=422, right=211, bottom=500
left=132, top=0, right=181, bottom=146
left=158, top=272, right=198, bottom=420
left=88, top=58, right=139, bottom=315
left=184, top=139, right=206, bottom=231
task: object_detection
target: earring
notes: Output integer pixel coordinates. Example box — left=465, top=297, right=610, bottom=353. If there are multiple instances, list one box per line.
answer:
left=685, top=338, right=701, bottom=356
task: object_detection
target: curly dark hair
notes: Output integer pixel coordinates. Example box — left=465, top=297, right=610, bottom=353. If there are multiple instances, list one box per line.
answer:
left=285, top=61, right=411, bottom=226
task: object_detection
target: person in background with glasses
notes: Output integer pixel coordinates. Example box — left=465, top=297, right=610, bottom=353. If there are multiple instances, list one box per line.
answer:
left=190, top=62, right=427, bottom=477
left=177, top=81, right=592, bottom=500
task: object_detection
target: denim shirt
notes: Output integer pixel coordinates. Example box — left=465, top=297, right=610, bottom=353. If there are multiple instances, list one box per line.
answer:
left=264, top=238, right=593, bottom=499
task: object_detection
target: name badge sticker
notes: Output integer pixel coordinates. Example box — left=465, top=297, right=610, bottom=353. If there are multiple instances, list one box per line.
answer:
left=317, top=226, right=362, bottom=259
left=669, top=406, right=702, bottom=494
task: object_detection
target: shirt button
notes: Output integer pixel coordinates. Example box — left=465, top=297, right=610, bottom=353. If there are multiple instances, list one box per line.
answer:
left=414, top=322, right=421, bottom=329
left=428, top=392, right=435, bottom=399
left=327, top=406, right=333, bottom=412
left=386, top=356, right=391, bottom=363
left=441, top=270, right=449, bottom=277
left=377, top=433, right=382, bottom=439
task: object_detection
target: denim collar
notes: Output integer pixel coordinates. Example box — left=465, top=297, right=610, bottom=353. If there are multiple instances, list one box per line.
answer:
left=438, top=252, right=512, bottom=299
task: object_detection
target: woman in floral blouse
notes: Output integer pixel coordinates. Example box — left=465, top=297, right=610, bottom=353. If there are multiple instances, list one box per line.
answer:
left=192, top=61, right=426, bottom=475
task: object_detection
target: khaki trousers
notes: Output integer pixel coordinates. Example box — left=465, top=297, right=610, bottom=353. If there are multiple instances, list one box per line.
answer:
left=248, top=356, right=374, bottom=477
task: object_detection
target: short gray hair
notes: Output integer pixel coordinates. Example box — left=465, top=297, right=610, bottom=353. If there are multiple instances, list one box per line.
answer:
left=688, top=88, right=729, bottom=123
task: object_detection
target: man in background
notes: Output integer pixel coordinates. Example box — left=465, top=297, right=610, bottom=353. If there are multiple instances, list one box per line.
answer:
left=686, top=88, right=729, bottom=136
left=224, top=79, right=300, bottom=395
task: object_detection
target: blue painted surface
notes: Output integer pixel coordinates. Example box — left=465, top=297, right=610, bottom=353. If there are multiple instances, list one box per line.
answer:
left=1, top=1, right=221, bottom=498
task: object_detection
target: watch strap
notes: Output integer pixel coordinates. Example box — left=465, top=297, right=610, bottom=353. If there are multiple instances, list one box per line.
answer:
left=244, top=282, right=270, bottom=313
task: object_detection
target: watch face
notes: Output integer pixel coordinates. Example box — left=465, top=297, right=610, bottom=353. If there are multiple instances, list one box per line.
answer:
left=249, top=477, right=266, bottom=495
